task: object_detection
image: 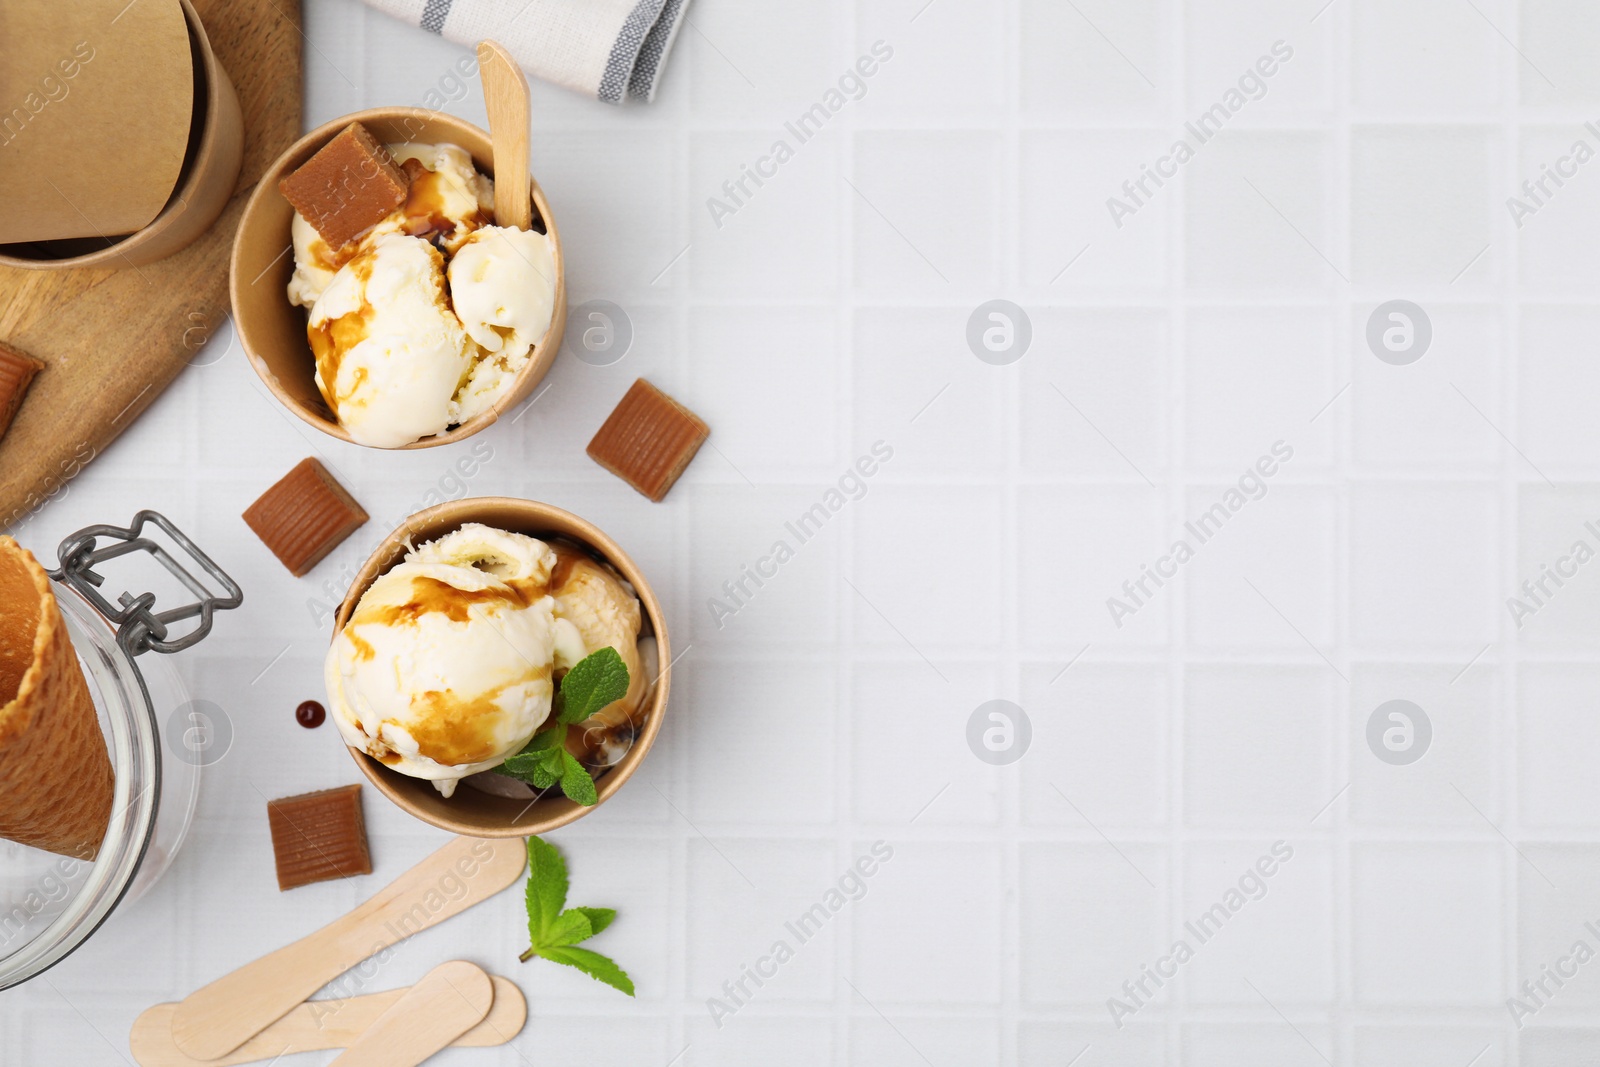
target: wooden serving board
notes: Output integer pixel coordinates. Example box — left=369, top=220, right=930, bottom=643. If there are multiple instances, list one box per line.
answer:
left=0, top=0, right=301, bottom=529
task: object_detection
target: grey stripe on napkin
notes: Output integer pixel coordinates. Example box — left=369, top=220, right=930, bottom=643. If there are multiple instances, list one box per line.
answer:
left=628, top=0, right=685, bottom=101
left=364, top=0, right=690, bottom=105
left=598, top=0, right=666, bottom=104
left=419, top=0, right=452, bottom=34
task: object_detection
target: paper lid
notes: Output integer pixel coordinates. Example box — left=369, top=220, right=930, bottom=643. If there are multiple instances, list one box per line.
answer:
left=0, top=0, right=195, bottom=244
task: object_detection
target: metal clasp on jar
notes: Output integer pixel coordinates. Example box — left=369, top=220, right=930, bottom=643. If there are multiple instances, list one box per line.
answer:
left=49, top=511, right=243, bottom=657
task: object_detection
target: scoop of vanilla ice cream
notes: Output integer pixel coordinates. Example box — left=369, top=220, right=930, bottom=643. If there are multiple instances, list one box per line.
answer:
left=447, top=226, right=558, bottom=424
left=325, top=525, right=586, bottom=797
left=308, top=234, right=475, bottom=448
left=550, top=543, right=646, bottom=730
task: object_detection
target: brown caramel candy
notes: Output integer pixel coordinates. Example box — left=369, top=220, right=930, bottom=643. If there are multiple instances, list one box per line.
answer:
left=586, top=379, right=709, bottom=502
left=0, top=341, right=45, bottom=442
left=278, top=122, right=408, bottom=250
left=267, top=784, right=372, bottom=891
left=243, top=458, right=368, bottom=577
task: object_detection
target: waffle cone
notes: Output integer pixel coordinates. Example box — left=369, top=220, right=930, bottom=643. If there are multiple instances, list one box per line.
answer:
left=0, top=537, right=113, bottom=860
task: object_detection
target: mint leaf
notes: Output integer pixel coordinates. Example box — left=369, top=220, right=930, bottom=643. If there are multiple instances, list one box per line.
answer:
left=526, top=727, right=565, bottom=753
left=557, top=647, right=630, bottom=725
left=535, top=944, right=635, bottom=997
left=559, top=750, right=598, bottom=806
left=494, top=726, right=566, bottom=782
left=494, top=756, right=538, bottom=781
left=544, top=908, right=593, bottom=947
left=524, top=836, right=567, bottom=943
left=529, top=763, right=560, bottom=790
left=571, top=907, right=615, bottom=939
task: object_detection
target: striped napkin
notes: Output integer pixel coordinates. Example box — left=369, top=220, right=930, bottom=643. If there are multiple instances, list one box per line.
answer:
left=366, top=0, right=690, bottom=104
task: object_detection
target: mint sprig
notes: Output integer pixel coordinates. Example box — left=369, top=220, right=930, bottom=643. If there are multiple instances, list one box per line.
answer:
left=519, top=836, right=635, bottom=996
left=494, top=647, right=630, bottom=806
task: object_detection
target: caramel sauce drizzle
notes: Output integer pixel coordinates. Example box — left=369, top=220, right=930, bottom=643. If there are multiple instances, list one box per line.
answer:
left=406, top=682, right=530, bottom=766
left=307, top=252, right=377, bottom=412
left=397, top=157, right=488, bottom=247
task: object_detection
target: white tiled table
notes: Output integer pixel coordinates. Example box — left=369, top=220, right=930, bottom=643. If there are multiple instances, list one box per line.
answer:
left=10, top=0, right=1600, bottom=1063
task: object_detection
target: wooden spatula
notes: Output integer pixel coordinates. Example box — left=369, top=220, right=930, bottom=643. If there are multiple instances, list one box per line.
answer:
left=477, top=39, right=532, bottom=230
left=170, top=836, right=525, bottom=1061
left=130, top=976, right=526, bottom=1067
left=331, top=960, right=495, bottom=1067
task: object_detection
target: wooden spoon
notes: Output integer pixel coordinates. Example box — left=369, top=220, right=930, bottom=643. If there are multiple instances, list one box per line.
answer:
left=477, top=39, right=532, bottom=231
left=130, top=976, right=526, bottom=1067
left=170, top=836, right=525, bottom=1061
left=331, top=960, right=495, bottom=1067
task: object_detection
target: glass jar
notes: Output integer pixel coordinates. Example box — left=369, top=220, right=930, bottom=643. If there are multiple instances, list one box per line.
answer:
left=0, top=512, right=240, bottom=989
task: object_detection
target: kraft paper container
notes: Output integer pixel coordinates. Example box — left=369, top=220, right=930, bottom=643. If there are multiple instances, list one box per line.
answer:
left=331, top=498, right=669, bottom=837
left=0, top=0, right=243, bottom=270
left=231, top=108, right=567, bottom=450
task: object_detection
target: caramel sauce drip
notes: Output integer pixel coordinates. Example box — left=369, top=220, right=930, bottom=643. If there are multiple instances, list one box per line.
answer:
left=405, top=686, right=510, bottom=765
left=309, top=237, right=343, bottom=273
left=405, top=675, right=549, bottom=766
left=307, top=252, right=376, bottom=411
left=348, top=631, right=376, bottom=662
left=398, top=157, right=487, bottom=247
left=371, top=575, right=526, bottom=624
left=346, top=568, right=552, bottom=664
left=547, top=538, right=590, bottom=591
left=354, top=573, right=549, bottom=630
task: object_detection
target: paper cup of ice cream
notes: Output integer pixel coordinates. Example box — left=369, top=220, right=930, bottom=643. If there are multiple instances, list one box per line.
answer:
left=326, top=498, right=668, bottom=837
left=230, top=108, right=566, bottom=449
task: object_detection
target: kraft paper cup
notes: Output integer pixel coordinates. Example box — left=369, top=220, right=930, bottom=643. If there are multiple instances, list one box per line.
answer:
left=0, top=0, right=244, bottom=271
left=231, top=108, right=567, bottom=450
left=331, top=498, right=668, bottom=837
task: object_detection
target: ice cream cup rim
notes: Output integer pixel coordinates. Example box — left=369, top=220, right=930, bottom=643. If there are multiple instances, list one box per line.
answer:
left=230, top=106, right=567, bottom=450
left=331, top=497, right=670, bottom=837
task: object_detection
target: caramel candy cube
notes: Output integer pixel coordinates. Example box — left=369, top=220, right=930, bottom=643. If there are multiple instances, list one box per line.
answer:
left=278, top=122, right=408, bottom=249
left=586, top=379, right=709, bottom=502
left=267, top=784, right=372, bottom=891
left=0, top=341, right=45, bottom=442
left=243, top=458, right=368, bottom=577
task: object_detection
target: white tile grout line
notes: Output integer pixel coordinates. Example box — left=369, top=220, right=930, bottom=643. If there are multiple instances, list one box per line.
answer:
left=837, top=4, right=858, bottom=1057
left=838, top=0, right=864, bottom=1049
left=1164, top=0, right=1190, bottom=1049
left=673, top=40, right=696, bottom=1060
left=1168, top=0, right=1188, bottom=1049
left=1325, top=0, right=1354, bottom=1042
left=1000, top=0, right=1023, bottom=1059
left=1497, top=0, right=1525, bottom=1030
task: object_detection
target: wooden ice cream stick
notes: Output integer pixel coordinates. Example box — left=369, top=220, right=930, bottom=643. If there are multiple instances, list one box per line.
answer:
left=477, top=39, right=533, bottom=231
left=169, top=836, right=525, bottom=1061
left=130, top=975, right=525, bottom=1067
left=330, top=960, right=495, bottom=1067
